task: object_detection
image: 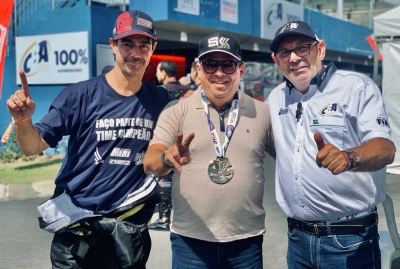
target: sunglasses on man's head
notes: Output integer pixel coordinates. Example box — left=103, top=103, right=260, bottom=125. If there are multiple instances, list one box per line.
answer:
left=200, top=60, right=239, bottom=74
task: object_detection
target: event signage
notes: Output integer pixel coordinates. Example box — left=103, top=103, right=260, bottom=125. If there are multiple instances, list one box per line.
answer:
left=261, top=0, right=303, bottom=40
left=15, top=32, right=89, bottom=84
left=0, top=0, right=14, bottom=99
left=221, top=0, right=238, bottom=24
left=176, top=0, right=200, bottom=16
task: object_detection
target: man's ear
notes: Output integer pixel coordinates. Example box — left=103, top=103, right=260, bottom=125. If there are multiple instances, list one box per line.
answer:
left=152, top=42, right=158, bottom=53
left=271, top=53, right=280, bottom=67
left=109, top=38, right=117, bottom=54
left=317, top=40, right=326, bottom=61
left=239, top=63, right=246, bottom=79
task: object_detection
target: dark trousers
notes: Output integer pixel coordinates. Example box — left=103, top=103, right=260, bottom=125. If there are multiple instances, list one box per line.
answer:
left=155, top=173, right=173, bottom=221
left=50, top=203, right=155, bottom=269
left=171, top=233, right=263, bottom=269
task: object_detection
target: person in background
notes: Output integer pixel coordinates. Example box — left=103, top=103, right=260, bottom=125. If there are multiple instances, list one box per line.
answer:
left=179, top=59, right=201, bottom=90
left=143, top=32, right=275, bottom=269
left=148, top=60, right=191, bottom=231
left=156, top=60, right=190, bottom=99
left=102, top=65, right=113, bottom=74
left=6, top=10, right=174, bottom=269
left=266, top=21, right=395, bottom=269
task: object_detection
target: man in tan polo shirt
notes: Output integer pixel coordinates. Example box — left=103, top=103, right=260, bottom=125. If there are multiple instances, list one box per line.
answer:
left=143, top=32, right=275, bottom=268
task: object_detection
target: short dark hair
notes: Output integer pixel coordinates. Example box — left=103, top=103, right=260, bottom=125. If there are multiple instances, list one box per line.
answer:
left=159, top=60, right=177, bottom=77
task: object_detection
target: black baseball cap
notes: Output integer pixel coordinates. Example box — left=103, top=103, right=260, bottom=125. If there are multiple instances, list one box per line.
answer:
left=113, top=10, right=157, bottom=41
left=270, top=21, right=319, bottom=53
left=198, top=32, right=242, bottom=61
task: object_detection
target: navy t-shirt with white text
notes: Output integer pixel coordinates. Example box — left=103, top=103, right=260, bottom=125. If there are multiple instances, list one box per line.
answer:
left=35, top=74, right=173, bottom=214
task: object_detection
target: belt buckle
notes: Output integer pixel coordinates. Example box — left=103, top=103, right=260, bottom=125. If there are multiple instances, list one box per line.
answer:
left=313, top=224, right=319, bottom=236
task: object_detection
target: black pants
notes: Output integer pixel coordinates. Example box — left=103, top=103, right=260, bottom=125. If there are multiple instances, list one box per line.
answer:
left=50, top=203, right=155, bottom=269
left=155, top=172, right=173, bottom=221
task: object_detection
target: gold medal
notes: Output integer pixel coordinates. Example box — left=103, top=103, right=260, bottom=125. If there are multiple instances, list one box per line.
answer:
left=207, top=157, right=234, bottom=184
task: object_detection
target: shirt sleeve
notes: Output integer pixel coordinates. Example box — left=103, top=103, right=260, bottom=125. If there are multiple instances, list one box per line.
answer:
left=351, top=80, right=392, bottom=143
left=34, top=85, right=80, bottom=148
left=150, top=100, right=183, bottom=148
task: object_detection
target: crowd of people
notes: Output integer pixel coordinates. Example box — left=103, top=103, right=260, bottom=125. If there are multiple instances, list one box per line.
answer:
left=6, top=8, right=396, bottom=269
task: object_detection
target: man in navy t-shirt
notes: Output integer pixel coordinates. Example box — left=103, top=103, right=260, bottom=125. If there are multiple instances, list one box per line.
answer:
left=6, top=10, right=173, bottom=269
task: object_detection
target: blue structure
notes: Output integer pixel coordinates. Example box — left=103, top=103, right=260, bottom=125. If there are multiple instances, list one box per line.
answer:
left=0, top=0, right=377, bottom=143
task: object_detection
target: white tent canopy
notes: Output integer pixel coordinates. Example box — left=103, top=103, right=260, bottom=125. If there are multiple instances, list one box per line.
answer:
left=374, top=6, right=400, bottom=36
left=374, top=6, right=400, bottom=174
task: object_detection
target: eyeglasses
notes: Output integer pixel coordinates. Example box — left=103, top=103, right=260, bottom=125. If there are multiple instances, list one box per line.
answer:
left=200, top=60, right=239, bottom=74
left=275, top=41, right=318, bottom=62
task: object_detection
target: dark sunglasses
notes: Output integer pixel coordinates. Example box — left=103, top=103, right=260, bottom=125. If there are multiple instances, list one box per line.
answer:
left=200, top=60, right=239, bottom=74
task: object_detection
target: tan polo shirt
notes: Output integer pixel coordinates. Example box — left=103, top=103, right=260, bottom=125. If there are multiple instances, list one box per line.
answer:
left=150, top=89, right=274, bottom=242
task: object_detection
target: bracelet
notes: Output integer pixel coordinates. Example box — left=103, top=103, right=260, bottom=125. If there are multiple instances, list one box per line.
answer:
left=161, top=151, right=174, bottom=169
left=13, top=117, right=32, bottom=124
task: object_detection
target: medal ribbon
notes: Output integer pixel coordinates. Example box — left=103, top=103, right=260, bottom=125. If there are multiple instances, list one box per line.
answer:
left=200, top=90, right=239, bottom=158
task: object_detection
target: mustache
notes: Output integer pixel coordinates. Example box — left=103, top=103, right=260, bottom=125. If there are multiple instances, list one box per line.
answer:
left=125, top=57, right=145, bottom=63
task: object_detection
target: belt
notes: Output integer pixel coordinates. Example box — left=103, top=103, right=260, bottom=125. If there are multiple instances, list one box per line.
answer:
left=288, top=212, right=377, bottom=236
left=67, top=204, right=146, bottom=236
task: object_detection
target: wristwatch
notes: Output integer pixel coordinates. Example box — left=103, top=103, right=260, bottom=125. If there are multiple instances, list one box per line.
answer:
left=161, top=151, right=174, bottom=169
left=343, top=151, right=360, bottom=171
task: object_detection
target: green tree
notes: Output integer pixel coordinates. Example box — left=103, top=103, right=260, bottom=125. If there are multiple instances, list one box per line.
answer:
left=0, top=129, right=23, bottom=162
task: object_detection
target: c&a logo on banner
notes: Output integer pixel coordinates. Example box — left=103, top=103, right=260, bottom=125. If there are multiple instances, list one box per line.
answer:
left=264, top=2, right=301, bottom=29
left=16, top=32, right=89, bottom=84
left=19, top=40, right=50, bottom=77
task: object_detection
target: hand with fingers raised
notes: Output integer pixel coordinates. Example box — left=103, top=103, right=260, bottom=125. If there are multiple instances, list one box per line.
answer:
left=164, top=132, right=195, bottom=172
left=6, top=71, right=36, bottom=122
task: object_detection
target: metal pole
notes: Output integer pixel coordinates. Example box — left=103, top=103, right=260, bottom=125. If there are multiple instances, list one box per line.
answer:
left=373, top=42, right=379, bottom=85
left=368, top=0, right=374, bottom=29
left=14, top=0, right=17, bottom=36
left=337, top=0, right=343, bottom=19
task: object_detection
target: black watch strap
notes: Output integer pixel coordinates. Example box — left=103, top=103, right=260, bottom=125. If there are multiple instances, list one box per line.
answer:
left=161, top=151, right=174, bottom=169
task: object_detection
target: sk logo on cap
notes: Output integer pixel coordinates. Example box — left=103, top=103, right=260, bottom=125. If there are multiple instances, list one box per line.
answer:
left=208, top=37, right=230, bottom=49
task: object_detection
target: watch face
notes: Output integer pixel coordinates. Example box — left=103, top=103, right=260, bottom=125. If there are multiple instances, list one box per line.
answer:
left=351, top=152, right=360, bottom=163
left=349, top=151, right=360, bottom=170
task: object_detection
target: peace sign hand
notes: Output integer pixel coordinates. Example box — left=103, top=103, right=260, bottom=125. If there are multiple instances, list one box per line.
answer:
left=164, top=132, right=195, bottom=172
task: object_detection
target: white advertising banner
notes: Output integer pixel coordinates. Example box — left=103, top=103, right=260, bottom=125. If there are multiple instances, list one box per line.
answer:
left=261, top=0, right=303, bottom=40
left=15, top=32, right=89, bottom=84
left=221, top=0, right=238, bottom=24
left=176, top=0, right=200, bottom=16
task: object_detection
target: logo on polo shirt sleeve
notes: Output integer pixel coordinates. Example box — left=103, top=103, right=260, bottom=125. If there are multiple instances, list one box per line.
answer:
left=376, top=116, right=390, bottom=127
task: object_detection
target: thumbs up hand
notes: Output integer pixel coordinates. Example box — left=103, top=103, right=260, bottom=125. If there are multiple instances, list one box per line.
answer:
left=314, top=132, right=326, bottom=151
left=314, top=132, right=350, bottom=175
